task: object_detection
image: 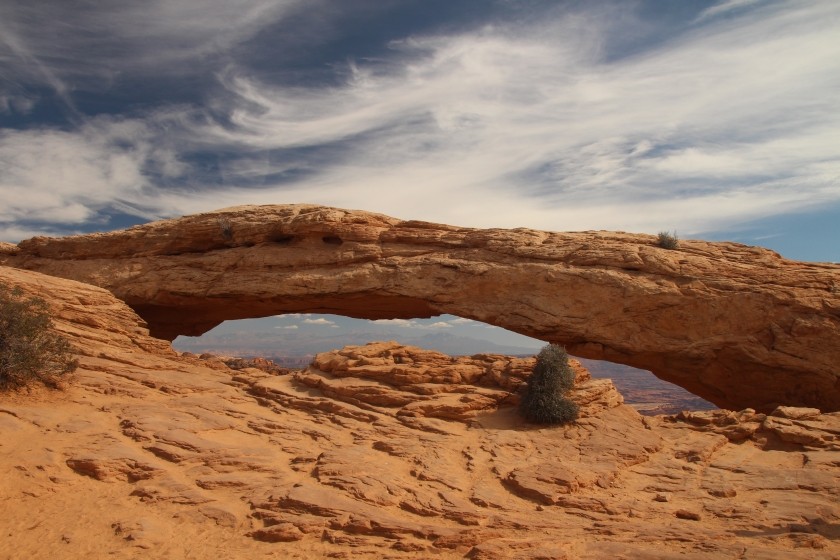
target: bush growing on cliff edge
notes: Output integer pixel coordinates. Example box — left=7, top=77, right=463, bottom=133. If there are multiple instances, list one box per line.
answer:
left=656, top=230, right=679, bottom=250
left=520, top=344, right=579, bottom=424
left=0, top=282, right=78, bottom=390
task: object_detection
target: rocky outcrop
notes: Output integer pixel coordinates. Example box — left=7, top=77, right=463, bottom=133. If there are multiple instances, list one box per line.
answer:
left=1, top=265, right=839, bottom=559
left=2, top=204, right=839, bottom=412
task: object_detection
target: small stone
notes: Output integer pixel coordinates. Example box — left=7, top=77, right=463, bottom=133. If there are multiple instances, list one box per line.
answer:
left=675, top=509, right=701, bottom=521
left=199, top=505, right=239, bottom=528
left=770, top=406, right=821, bottom=420
left=249, top=523, right=305, bottom=543
left=708, top=486, right=737, bottom=498
left=654, top=493, right=671, bottom=502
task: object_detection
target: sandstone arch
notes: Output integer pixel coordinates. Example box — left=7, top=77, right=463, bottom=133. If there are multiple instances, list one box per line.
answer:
left=2, top=204, right=839, bottom=413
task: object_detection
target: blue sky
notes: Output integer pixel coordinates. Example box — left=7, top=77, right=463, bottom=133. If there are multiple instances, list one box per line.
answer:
left=174, top=313, right=548, bottom=356
left=1, top=0, right=838, bottom=262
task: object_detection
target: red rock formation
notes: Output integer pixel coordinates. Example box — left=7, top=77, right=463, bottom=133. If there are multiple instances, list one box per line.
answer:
left=1, top=265, right=839, bottom=558
left=2, top=204, right=839, bottom=412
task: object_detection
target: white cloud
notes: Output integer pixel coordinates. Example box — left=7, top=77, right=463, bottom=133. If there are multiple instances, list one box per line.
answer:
left=0, top=224, right=62, bottom=242
left=753, top=233, right=783, bottom=241
left=0, top=122, right=158, bottom=225
left=696, top=0, right=763, bottom=22
left=303, top=318, right=337, bottom=326
left=372, top=319, right=417, bottom=328
left=370, top=318, right=456, bottom=330
left=178, top=0, right=840, bottom=234
left=1, top=0, right=838, bottom=242
left=450, top=318, right=476, bottom=325
left=275, top=325, right=299, bottom=330
left=0, top=107, right=207, bottom=235
left=0, top=1, right=307, bottom=90
left=0, top=94, right=36, bottom=115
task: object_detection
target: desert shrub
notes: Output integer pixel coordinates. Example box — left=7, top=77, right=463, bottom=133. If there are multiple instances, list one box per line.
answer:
left=520, top=344, right=579, bottom=424
left=0, top=282, right=78, bottom=390
left=656, top=230, right=679, bottom=250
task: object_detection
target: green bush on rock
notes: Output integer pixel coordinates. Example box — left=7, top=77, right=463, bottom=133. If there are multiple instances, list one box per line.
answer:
left=519, top=344, right=579, bottom=424
left=0, top=282, right=78, bottom=390
left=656, top=230, right=679, bottom=250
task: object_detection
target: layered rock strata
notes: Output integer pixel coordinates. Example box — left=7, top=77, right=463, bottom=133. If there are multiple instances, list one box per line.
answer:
left=1, top=265, right=839, bottom=559
left=2, top=204, right=839, bottom=411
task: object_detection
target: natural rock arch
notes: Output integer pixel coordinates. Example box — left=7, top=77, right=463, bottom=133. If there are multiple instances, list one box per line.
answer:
left=2, top=204, right=839, bottom=413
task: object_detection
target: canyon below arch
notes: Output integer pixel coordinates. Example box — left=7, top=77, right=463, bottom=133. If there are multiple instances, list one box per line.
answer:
left=2, top=204, right=839, bottom=413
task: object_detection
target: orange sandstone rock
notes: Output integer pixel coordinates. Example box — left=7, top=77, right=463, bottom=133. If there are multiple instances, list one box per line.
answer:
left=1, top=265, right=839, bottom=559
left=2, top=205, right=838, bottom=412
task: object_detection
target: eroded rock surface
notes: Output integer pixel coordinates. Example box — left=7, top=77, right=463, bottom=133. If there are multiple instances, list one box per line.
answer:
left=3, top=205, right=839, bottom=412
left=1, top=265, right=839, bottom=559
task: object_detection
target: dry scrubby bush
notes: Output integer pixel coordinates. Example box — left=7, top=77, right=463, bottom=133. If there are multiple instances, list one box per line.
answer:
left=520, top=344, right=579, bottom=424
left=656, top=230, right=680, bottom=249
left=0, top=282, right=78, bottom=389
left=217, top=217, right=233, bottom=241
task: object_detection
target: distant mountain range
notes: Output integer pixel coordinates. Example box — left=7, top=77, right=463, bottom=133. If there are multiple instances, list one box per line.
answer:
left=174, top=327, right=716, bottom=416
left=173, top=329, right=543, bottom=358
left=578, top=359, right=716, bottom=415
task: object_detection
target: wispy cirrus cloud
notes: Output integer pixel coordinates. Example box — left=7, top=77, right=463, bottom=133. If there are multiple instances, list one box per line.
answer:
left=303, top=318, right=339, bottom=327
left=695, top=0, right=764, bottom=22
left=372, top=319, right=455, bottom=330
left=0, top=0, right=838, bottom=247
left=182, top=0, right=839, bottom=233
left=0, top=0, right=307, bottom=89
left=372, top=319, right=417, bottom=328
left=0, top=114, right=187, bottom=226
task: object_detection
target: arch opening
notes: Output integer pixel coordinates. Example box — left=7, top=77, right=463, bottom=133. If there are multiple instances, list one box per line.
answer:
left=173, top=313, right=716, bottom=415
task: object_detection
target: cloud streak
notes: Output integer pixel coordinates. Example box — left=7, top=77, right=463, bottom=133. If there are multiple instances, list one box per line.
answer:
left=695, top=0, right=763, bottom=22
left=0, top=0, right=838, bottom=243
left=372, top=319, right=454, bottom=330
left=303, top=318, right=338, bottom=326
left=0, top=0, right=306, bottom=88
left=188, top=0, right=840, bottom=233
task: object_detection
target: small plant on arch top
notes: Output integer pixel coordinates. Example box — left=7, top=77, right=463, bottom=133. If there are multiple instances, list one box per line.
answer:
left=656, top=230, right=680, bottom=250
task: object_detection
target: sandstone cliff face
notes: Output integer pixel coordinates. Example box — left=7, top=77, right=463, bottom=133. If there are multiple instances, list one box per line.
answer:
left=1, top=265, right=839, bottom=559
left=2, top=204, right=839, bottom=412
